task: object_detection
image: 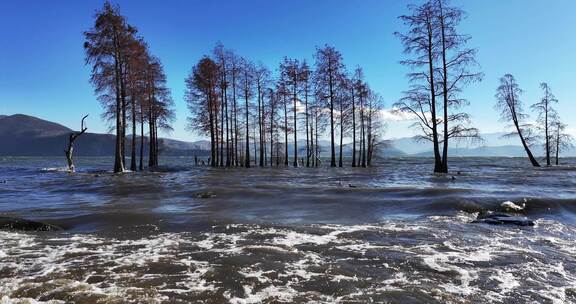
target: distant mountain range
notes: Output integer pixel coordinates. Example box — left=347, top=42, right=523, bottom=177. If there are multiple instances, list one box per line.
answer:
left=0, top=114, right=573, bottom=158
left=0, top=114, right=209, bottom=157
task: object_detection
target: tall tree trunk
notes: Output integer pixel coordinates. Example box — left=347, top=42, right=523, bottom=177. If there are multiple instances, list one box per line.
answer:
left=284, top=94, right=288, bottom=166
left=293, top=83, right=298, bottom=167
left=220, top=92, right=224, bottom=167
left=427, top=21, right=442, bottom=173
left=439, top=2, right=449, bottom=174
left=545, top=105, right=550, bottom=166
left=139, top=109, right=144, bottom=171
left=120, top=63, right=127, bottom=168
left=555, top=124, right=560, bottom=166
left=148, top=110, right=154, bottom=167
left=130, top=93, right=137, bottom=171
left=305, top=85, right=310, bottom=167
left=328, top=59, right=336, bottom=167
left=258, top=83, right=264, bottom=167
left=253, top=120, right=257, bottom=166
left=208, top=90, right=216, bottom=167
left=513, top=118, right=540, bottom=167
left=113, top=50, right=124, bottom=173
left=351, top=87, right=356, bottom=167
left=214, top=101, right=219, bottom=166
left=367, top=108, right=373, bottom=166
left=360, top=96, right=366, bottom=168
left=224, top=86, right=230, bottom=167
left=315, top=110, right=319, bottom=167
left=270, top=93, right=274, bottom=167
left=233, top=73, right=239, bottom=166
left=339, top=100, right=343, bottom=167
left=244, top=78, right=250, bottom=168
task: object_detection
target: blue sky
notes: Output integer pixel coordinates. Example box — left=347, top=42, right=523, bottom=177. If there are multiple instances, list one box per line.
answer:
left=0, top=0, right=575, bottom=141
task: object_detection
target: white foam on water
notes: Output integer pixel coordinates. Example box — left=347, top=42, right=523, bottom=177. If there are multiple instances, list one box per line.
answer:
left=271, top=230, right=338, bottom=247
left=489, top=269, right=519, bottom=293
left=1, top=296, right=65, bottom=304
left=40, top=167, right=69, bottom=173
left=1, top=218, right=576, bottom=303
left=226, top=285, right=297, bottom=304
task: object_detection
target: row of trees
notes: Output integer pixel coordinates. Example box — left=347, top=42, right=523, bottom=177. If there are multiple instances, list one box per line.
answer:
left=83, top=1, right=571, bottom=173
left=84, top=2, right=174, bottom=173
left=185, top=44, right=384, bottom=168
left=496, top=75, right=572, bottom=167
left=394, top=0, right=573, bottom=172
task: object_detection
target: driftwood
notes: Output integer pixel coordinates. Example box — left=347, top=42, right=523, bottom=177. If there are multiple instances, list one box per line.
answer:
left=65, top=115, right=88, bottom=172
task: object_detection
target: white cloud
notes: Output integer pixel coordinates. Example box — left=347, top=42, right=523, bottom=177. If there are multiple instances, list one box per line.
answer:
left=379, top=108, right=423, bottom=122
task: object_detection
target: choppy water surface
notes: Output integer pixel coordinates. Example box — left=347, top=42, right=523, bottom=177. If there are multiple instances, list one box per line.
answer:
left=1, top=157, right=576, bottom=303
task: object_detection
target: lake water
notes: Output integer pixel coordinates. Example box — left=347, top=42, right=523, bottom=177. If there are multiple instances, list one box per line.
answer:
left=0, top=157, right=575, bottom=303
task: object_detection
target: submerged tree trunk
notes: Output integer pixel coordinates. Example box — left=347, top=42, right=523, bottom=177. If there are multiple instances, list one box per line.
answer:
left=339, top=100, right=343, bottom=167
left=220, top=92, right=224, bottom=167
left=555, top=128, right=560, bottom=166
left=130, top=94, right=137, bottom=171
left=270, top=91, right=275, bottom=167
left=328, top=62, right=336, bottom=167
left=139, top=108, right=144, bottom=171
left=514, top=119, right=540, bottom=167
left=305, top=85, right=310, bottom=167
left=351, top=87, right=356, bottom=167
left=113, top=48, right=125, bottom=173
left=439, top=2, right=449, bottom=174
left=554, top=122, right=560, bottom=166
left=244, top=81, right=250, bottom=168
left=545, top=106, right=550, bottom=166
left=121, top=74, right=127, bottom=168
left=315, top=109, right=319, bottom=167
left=209, top=90, right=216, bottom=167
left=224, top=86, right=231, bottom=167
left=233, top=74, right=239, bottom=167
left=284, top=94, right=289, bottom=166
left=65, top=115, right=88, bottom=172
left=258, top=82, right=264, bottom=167
left=293, top=83, right=298, bottom=168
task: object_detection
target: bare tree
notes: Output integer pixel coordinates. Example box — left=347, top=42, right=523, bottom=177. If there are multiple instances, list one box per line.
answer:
left=213, top=43, right=232, bottom=167
left=495, top=74, right=540, bottom=167
left=300, top=61, right=312, bottom=167
left=185, top=57, right=220, bottom=167
left=254, top=63, right=271, bottom=167
left=279, top=57, right=302, bottom=167
left=239, top=58, right=255, bottom=168
left=336, top=75, right=351, bottom=167
left=366, top=92, right=385, bottom=166
left=350, top=68, right=363, bottom=167
left=314, top=45, right=345, bottom=167
left=229, top=52, right=241, bottom=166
left=267, top=88, right=280, bottom=166
left=144, top=56, right=174, bottom=168
left=394, top=2, right=442, bottom=172
left=84, top=1, right=135, bottom=173
left=65, top=115, right=89, bottom=172
left=550, top=115, right=573, bottom=166
left=125, top=38, right=148, bottom=171
left=531, top=82, right=558, bottom=166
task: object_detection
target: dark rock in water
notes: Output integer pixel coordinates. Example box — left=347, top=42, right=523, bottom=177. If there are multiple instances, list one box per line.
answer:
left=473, top=212, right=534, bottom=226
left=196, top=192, right=216, bottom=199
left=0, top=217, right=61, bottom=231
